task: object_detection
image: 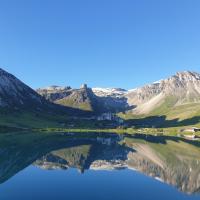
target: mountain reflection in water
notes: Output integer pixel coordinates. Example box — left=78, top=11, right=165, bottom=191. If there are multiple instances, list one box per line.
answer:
left=0, top=132, right=200, bottom=195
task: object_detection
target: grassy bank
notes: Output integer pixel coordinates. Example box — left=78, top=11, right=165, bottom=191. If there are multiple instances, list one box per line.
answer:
left=33, top=126, right=200, bottom=138
left=1, top=110, right=200, bottom=138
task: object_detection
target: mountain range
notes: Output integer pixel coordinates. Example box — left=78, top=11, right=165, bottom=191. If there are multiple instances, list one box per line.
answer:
left=0, top=68, right=200, bottom=128
left=37, top=71, right=200, bottom=122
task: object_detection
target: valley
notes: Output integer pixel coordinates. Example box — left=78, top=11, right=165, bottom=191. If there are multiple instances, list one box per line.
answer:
left=0, top=68, right=200, bottom=136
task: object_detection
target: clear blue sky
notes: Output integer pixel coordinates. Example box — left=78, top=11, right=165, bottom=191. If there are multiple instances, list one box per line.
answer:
left=0, top=0, right=200, bottom=89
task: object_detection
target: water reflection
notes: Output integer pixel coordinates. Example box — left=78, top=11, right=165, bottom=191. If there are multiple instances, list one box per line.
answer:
left=0, top=132, right=200, bottom=194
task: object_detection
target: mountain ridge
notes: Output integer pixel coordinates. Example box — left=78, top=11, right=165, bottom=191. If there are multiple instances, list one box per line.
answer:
left=0, top=68, right=95, bottom=128
left=37, top=70, right=200, bottom=119
left=1, top=68, right=200, bottom=128
left=37, top=84, right=130, bottom=113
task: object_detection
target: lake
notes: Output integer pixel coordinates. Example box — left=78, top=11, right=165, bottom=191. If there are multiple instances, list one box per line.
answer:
left=0, top=132, right=200, bottom=200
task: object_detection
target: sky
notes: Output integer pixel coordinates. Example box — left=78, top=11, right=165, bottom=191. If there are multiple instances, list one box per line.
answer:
left=0, top=0, right=200, bottom=90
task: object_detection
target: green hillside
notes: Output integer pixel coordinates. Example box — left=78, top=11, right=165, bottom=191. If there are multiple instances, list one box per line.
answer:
left=119, top=100, right=200, bottom=128
left=56, top=98, right=93, bottom=112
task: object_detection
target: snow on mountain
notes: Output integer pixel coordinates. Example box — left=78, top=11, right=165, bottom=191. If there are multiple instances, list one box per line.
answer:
left=37, top=85, right=72, bottom=93
left=92, top=87, right=127, bottom=98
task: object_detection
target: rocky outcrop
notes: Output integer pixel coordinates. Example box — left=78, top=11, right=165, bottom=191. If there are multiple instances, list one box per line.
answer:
left=38, top=85, right=100, bottom=112
left=38, top=85, right=130, bottom=113
left=36, top=86, right=72, bottom=102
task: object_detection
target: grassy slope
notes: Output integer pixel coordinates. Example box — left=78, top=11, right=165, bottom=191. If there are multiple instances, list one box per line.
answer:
left=164, top=103, right=200, bottom=120
left=119, top=95, right=200, bottom=128
left=1, top=95, right=200, bottom=132
left=149, top=95, right=200, bottom=121
left=0, top=111, right=68, bottom=128
left=56, top=98, right=93, bottom=111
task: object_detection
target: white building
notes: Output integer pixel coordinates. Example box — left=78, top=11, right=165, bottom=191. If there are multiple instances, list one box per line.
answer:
left=97, top=113, right=113, bottom=121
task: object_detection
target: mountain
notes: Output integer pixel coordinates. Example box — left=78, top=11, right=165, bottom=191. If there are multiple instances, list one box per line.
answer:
left=0, top=68, right=91, bottom=128
left=37, top=71, right=200, bottom=124
left=1, top=68, right=200, bottom=128
left=37, top=84, right=100, bottom=112
left=0, top=68, right=47, bottom=110
left=125, top=71, right=200, bottom=121
left=37, top=85, right=130, bottom=113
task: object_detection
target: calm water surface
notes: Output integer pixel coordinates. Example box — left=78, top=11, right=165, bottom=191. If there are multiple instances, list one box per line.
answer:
left=0, top=132, right=200, bottom=200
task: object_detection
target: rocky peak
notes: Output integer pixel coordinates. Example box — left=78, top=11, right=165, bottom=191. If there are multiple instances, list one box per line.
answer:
left=175, top=71, right=200, bottom=80
left=175, top=71, right=200, bottom=86
left=80, top=84, right=87, bottom=89
left=158, top=71, right=200, bottom=91
left=126, top=71, right=200, bottom=114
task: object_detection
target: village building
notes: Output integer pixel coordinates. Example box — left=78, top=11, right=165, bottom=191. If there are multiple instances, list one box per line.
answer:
left=97, top=113, right=114, bottom=121
left=182, top=127, right=200, bottom=133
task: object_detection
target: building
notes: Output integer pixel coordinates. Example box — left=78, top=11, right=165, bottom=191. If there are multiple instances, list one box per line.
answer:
left=183, top=127, right=200, bottom=133
left=184, top=134, right=196, bottom=139
left=97, top=113, right=113, bottom=121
